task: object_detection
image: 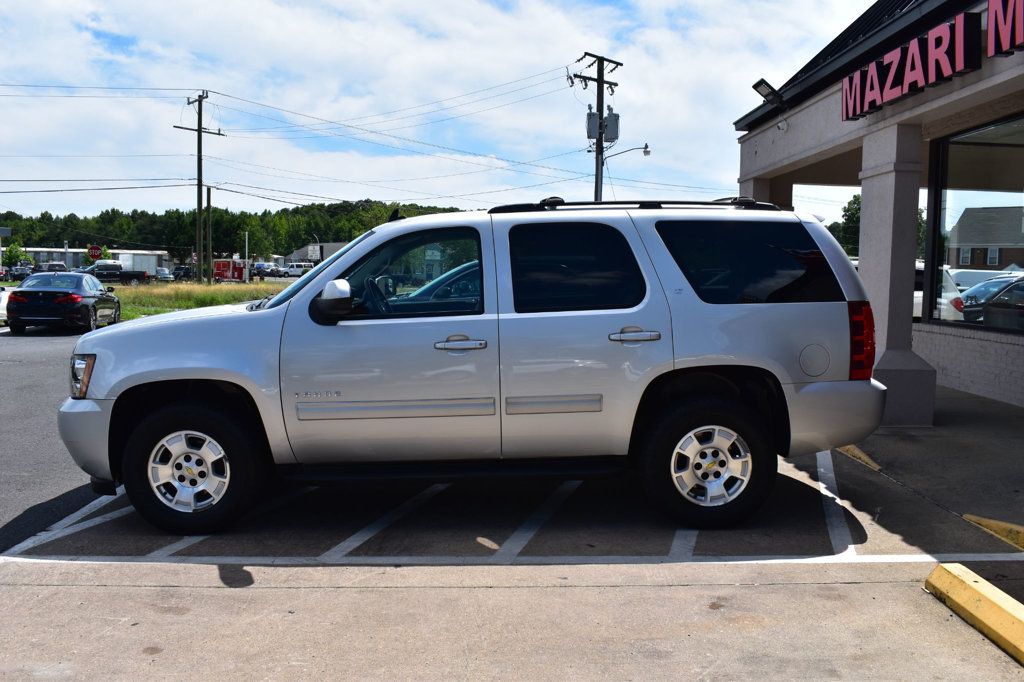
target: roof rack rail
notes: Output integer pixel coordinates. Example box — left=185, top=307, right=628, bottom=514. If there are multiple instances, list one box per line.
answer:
left=487, top=196, right=781, bottom=213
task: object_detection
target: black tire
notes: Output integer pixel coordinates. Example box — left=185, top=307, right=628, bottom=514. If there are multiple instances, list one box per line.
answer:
left=84, top=307, right=97, bottom=332
left=121, top=402, right=268, bottom=534
left=9, top=322, right=25, bottom=335
left=638, top=399, right=777, bottom=529
left=129, top=278, right=140, bottom=286
left=109, top=304, right=121, bottom=325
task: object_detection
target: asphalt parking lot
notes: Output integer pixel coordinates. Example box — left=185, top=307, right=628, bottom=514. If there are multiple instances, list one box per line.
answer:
left=5, top=453, right=1022, bottom=567
left=2, top=325, right=1023, bottom=677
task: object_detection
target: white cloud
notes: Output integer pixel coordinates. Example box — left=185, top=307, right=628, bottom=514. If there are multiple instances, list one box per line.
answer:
left=0, top=0, right=873, bottom=218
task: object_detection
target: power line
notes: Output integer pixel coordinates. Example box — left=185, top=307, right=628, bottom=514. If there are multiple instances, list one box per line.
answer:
left=223, top=78, right=566, bottom=133
left=0, top=177, right=193, bottom=182
left=0, top=94, right=184, bottom=99
left=0, top=183, right=194, bottom=194
left=0, top=84, right=196, bottom=91
left=0, top=154, right=191, bottom=159
left=203, top=148, right=587, bottom=184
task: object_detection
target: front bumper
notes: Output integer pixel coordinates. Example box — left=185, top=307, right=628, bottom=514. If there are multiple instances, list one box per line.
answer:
left=58, top=397, right=115, bottom=481
left=784, top=378, right=886, bottom=456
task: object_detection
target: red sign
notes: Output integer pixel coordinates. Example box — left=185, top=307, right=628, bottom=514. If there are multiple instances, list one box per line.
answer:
left=842, top=0, right=1023, bottom=121
left=87, top=245, right=102, bottom=260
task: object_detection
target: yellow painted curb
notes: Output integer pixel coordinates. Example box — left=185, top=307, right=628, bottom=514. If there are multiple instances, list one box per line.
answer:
left=836, top=444, right=881, bottom=471
left=925, top=563, right=1024, bottom=664
left=964, top=515, right=1024, bottom=551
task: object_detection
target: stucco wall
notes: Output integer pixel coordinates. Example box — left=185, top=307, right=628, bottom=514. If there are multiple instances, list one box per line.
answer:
left=912, top=322, right=1024, bottom=406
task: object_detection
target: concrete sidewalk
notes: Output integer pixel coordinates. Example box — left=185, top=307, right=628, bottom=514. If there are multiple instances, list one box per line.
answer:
left=855, top=385, right=1024, bottom=529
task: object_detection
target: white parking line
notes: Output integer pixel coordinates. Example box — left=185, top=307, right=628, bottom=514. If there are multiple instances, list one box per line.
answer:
left=318, top=483, right=450, bottom=563
left=492, top=480, right=581, bottom=564
left=816, top=450, right=856, bottom=556
left=668, top=530, right=699, bottom=561
left=47, top=488, right=125, bottom=534
left=146, top=535, right=211, bottom=558
left=3, top=507, right=135, bottom=556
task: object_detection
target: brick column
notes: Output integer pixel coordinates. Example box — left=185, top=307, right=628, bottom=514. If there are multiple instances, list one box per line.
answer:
left=858, top=124, right=936, bottom=425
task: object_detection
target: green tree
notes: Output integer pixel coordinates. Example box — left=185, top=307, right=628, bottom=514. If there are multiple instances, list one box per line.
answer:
left=2, top=240, right=28, bottom=268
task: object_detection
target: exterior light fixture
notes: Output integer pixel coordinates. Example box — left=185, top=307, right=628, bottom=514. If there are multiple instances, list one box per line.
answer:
left=753, top=78, right=783, bottom=106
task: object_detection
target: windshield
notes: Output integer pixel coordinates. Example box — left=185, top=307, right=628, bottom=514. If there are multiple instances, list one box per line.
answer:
left=962, top=277, right=1020, bottom=304
left=265, top=230, right=375, bottom=310
left=20, top=273, right=81, bottom=289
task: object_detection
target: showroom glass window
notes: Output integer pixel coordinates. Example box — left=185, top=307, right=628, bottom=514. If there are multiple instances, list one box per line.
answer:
left=933, top=114, right=1024, bottom=333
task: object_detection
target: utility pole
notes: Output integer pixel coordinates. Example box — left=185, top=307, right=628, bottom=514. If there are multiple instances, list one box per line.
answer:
left=174, top=90, right=224, bottom=284
left=571, top=52, right=623, bottom=201
left=206, top=186, right=213, bottom=285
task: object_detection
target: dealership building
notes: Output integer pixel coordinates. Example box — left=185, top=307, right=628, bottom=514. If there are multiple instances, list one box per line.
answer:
left=736, top=0, right=1024, bottom=423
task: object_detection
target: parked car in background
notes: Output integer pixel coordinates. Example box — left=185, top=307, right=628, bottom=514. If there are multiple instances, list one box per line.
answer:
left=0, top=285, right=9, bottom=325
left=982, top=279, right=1024, bottom=331
left=6, top=272, right=120, bottom=334
left=34, top=261, right=69, bottom=273
left=250, top=262, right=272, bottom=278
left=172, top=265, right=194, bottom=281
left=155, top=267, right=175, bottom=283
left=267, top=265, right=287, bottom=277
left=79, top=260, right=150, bottom=286
left=961, top=274, right=1024, bottom=324
left=10, top=265, right=33, bottom=281
left=948, top=268, right=1019, bottom=292
left=913, top=263, right=963, bottom=321
left=286, top=261, right=314, bottom=277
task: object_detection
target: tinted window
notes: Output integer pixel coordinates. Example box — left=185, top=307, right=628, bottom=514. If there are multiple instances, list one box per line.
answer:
left=509, top=222, right=645, bottom=313
left=341, top=227, right=483, bottom=318
left=655, top=220, right=844, bottom=304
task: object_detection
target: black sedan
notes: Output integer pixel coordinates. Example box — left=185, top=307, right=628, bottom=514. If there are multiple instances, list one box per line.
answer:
left=6, top=272, right=120, bottom=335
left=961, top=274, right=1023, bottom=324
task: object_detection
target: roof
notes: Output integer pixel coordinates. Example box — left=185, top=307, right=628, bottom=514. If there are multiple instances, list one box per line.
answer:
left=948, top=207, right=1024, bottom=246
left=734, top=0, right=976, bottom=131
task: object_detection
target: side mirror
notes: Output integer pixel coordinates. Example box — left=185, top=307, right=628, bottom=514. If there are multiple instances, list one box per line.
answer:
left=315, top=278, right=353, bottom=321
left=107, top=287, right=115, bottom=292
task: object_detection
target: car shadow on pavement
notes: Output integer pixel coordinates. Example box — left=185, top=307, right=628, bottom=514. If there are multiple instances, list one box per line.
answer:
left=6, top=469, right=875, bottom=567
left=0, top=484, right=98, bottom=553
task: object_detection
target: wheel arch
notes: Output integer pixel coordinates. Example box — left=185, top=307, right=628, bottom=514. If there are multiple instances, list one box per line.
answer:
left=108, top=379, right=273, bottom=483
left=629, top=365, right=790, bottom=459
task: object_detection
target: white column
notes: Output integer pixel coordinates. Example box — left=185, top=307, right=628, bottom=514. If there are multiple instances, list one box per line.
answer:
left=858, top=124, right=936, bottom=425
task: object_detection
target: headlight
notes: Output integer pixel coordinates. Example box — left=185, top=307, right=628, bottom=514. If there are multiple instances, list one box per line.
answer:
left=70, top=354, right=96, bottom=399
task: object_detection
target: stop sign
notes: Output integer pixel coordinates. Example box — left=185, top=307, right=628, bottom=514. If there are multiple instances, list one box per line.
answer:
left=88, top=245, right=102, bottom=260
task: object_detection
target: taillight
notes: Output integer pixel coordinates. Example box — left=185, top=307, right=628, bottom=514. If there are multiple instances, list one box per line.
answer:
left=54, top=293, right=83, bottom=304
left=951, top=296, right=964, bottom=313
left=848, top=301, right=875, bottom=381
left=9, top=293, right=28, bottom=303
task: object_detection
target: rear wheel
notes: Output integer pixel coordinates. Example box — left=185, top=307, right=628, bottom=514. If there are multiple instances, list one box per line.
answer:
left=121, top=403, right=268, bottom=534
left=638, top=399, right=776, bottom=528
left=84, top=307, right=97, bottom=332
left=9, top=322, right=25, bottom=335
left=129, top=278, right=140, bottom=287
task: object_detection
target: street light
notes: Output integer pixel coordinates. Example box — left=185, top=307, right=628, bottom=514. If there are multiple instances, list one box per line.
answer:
left=604, top=142, right=651, bottom=161
left=590, top=143, right=651, bottom=201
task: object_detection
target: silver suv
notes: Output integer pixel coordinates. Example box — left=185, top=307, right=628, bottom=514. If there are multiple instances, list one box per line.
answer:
left=58, top=198, right=885, bottom=533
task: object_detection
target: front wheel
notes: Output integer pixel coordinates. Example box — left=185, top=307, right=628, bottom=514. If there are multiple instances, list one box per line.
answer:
left=638, top=399, right=777, bottom=528
left=109, top=304, right=121, bottom=325
left=121, top=403, right=268, bottom=534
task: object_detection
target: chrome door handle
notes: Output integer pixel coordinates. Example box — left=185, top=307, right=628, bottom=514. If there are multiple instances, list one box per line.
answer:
left=434, top=339, right=487, bottom=350
left=609, top=330, right=661, bottom=342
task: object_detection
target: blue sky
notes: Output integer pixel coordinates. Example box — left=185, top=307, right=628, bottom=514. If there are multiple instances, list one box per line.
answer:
left=0, top=0, right=873, bottom=221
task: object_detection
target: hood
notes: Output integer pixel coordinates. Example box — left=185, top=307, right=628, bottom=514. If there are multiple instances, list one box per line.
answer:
left=77, top=302, right=255, bottom=345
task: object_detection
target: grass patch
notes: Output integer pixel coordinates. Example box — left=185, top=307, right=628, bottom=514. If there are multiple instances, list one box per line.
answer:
left=118, top=282, right=288, bottom=320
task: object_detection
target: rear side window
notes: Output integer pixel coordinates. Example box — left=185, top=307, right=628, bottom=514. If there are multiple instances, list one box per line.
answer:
left=655, top=220, right=845, bottom=304
left=509, top=222, right=645, bottom=313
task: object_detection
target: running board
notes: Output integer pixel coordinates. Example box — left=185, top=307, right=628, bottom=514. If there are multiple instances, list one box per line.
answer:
left=277, top=456, right=630, bottom=483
